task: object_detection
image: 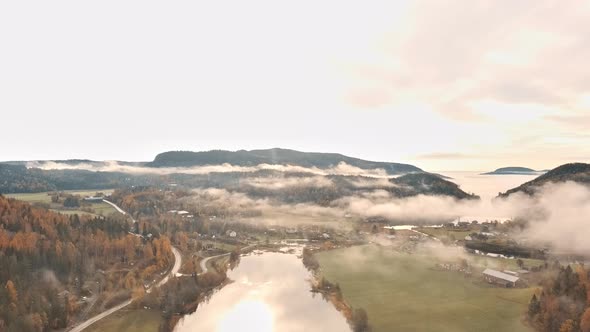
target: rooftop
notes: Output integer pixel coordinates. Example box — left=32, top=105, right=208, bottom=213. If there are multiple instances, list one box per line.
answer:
left=482, top=268, right=519, bottom=283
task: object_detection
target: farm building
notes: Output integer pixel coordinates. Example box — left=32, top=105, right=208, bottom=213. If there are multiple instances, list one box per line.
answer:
left=482, top=268, right=519, bottom=287
left=84, top=196, right=104, bottom=203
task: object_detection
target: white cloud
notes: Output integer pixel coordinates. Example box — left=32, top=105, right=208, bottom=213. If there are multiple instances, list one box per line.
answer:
left=0, top=1, right=588, bottom=171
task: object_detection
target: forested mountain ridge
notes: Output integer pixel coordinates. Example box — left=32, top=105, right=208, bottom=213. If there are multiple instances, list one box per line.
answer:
left=148, top=148, right=423, bottom=174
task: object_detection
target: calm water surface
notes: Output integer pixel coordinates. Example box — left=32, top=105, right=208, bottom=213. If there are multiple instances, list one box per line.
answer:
left=440, top=171, right=538, bottom=201
left=174, top=251, right=351, bottom=332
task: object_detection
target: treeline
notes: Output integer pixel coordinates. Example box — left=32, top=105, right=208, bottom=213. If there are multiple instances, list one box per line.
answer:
left=465, top=241, right=546, bottom=259
left=0, top=164, right=156, bottom=193
left=302, top=248, right=371, bottom=332
left=0, top=165, right=53, bottom=193
left=528, top=265, right=590, bottom=332
left=0, top=195, right=172, bottom=331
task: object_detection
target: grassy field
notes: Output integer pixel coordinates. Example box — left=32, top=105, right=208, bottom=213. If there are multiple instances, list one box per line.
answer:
left=316, top=245, right=536, bottom=332
left=6, top=190, right=117, bottom=217
left=248, top=210, right=355, bottom=231
left=84, top=309, right=161, bottom=332
left=468, top=254, right=544, bottom=272
left=415, top=227, right=473, bottom=240
left=6, top=189, right=114, bottom=201
left=200, top=239, right=238, bottom=252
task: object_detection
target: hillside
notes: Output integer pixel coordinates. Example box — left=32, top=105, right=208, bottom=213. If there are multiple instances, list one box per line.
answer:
left=148, top=148, right=422, bottom=175
left=233, top=172, right=478, bottom=206
left=394, top=173, right=478, bottom=199
left=0, top=164, right=154, bottom=193
left=482, top=167, right=539, bottom=175
left=499, top=163, right=590, bottom=197
left=0, top=195, right=172, bottom=331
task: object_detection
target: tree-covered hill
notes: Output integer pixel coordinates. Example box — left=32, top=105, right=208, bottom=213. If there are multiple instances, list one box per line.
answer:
left=148, top=148, right=423, bottom=175
left=499, top=163, right=590, bottom=197
left=482, top=167, right=539, bottom=175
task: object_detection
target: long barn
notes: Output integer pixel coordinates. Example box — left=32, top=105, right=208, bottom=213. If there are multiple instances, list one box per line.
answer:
left=482, top=268, right=519, bottom=287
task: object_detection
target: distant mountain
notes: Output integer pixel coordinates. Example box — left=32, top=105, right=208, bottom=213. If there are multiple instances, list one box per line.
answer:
left=482, top=167, right=540, bottom=175
left=148, top=148, right=422, bottom=175
left=499, top=163, right=590, bottom=197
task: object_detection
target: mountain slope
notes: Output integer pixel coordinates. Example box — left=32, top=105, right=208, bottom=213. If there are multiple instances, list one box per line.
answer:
left=148, top=148, right=422, bottom=174
left=499, top=163, right=590, bottom=197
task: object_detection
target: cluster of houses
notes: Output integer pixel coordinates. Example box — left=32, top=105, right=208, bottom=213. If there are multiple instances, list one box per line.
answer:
left=464, top=231, right=497, bottom=241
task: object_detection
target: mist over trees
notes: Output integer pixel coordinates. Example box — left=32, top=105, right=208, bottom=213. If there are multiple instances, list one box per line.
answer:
left=528, top=265, right=590, bottom=332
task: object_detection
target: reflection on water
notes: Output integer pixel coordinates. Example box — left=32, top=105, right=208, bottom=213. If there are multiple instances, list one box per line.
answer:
left=174, top=252, right=351, bottom=332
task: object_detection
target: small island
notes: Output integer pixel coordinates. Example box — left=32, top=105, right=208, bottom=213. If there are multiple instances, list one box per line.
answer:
left=482, top=167, right=541, bottom=175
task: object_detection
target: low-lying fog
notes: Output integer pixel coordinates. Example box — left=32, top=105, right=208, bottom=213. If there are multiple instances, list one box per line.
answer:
left=31, top=161, right=590, bottom=255
left=185, top=175, right=590, bottom=255
left=27, top=160, right=391, bottom=178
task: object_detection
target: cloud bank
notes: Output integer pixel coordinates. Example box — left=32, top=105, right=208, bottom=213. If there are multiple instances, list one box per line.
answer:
left=189, top=180, right=590, bottom=255
left=27, top=161, right=391, bottom=178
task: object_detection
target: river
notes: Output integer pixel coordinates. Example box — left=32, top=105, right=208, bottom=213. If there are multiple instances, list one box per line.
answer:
left=174, top=171, right=540, bottom=332
left=174, top=251, right=351, bottom=332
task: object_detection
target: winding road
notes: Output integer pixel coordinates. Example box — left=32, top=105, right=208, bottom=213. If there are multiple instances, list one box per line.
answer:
left=198, top=252, right=230, bottom=275
left=68, top=202, right=181, bottom=332
left=198, top=244, right=256, bottom=275
left=102, top=199, right=136, bottom=223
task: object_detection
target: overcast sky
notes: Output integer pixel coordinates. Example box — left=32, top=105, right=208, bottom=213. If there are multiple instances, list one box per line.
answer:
left=1, top=0, right=589, bottom=171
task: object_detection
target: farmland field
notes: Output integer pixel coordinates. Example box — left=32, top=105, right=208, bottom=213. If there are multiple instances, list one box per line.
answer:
left=414, top=227, right=473, bottom=241
left=6, top=189, right=117, bottom=217
left=84, top=309, right=161, bottom=332
left=316, top=245, right=536, bottom=332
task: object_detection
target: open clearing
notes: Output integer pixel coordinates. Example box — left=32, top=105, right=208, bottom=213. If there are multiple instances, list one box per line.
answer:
left=244, top=210, right=355, bottom=231
left=6, top=189, right=117, bottom=217
left=316, top=245, right=535, bottom=332
left=6, top=189, right=114, bottom=201
left=83, top=308, right=161, bottom=332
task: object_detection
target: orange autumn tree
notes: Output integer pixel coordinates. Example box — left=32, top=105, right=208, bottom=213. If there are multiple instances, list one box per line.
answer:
left=0, top=195, right=172, bottom=331
left=581, top=308, right=590, bottom=332
left=5, top=280, right=18, bottom=307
